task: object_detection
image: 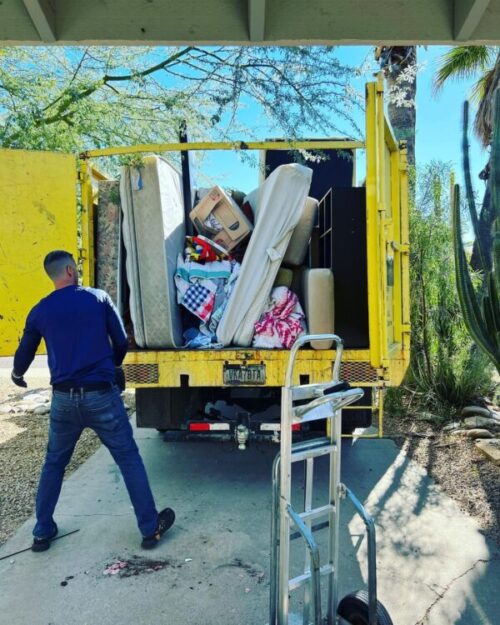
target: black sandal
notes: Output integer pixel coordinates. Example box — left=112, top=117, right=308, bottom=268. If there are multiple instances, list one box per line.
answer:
left=141, top=508, right=175, bottom=549
left=32, top=523, right=58, bottom=552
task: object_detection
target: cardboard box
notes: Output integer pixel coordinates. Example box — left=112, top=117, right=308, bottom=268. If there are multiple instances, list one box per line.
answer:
left=190, top=186, right=253, bottom=252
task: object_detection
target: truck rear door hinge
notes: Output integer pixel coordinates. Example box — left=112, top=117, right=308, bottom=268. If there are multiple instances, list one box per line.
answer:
left=390, top=241, right=409, bottom=254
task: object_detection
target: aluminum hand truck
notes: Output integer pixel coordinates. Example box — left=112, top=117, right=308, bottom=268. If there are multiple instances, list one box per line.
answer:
left=270, top=334, right=393, bottom=625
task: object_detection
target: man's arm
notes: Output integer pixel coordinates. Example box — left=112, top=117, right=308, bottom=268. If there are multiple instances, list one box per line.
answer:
left=12, top=307, right=42, bottom=386
left=105, top=296, right=128, bottom=366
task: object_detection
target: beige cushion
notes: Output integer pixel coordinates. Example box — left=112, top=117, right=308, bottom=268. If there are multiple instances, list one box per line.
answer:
left=283, top=197, right=318, bottom=267
left=303, top=268, right=334, bottom=349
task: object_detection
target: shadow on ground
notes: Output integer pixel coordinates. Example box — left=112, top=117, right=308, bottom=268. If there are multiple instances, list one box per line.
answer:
left=0, top=426, right=499, bottom=625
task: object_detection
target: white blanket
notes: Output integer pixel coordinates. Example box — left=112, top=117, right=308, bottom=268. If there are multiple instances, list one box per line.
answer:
left=217, top=164, right=313, bottom=346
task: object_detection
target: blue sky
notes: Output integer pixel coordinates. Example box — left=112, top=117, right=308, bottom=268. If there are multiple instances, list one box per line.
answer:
left=198, top=46, right=488, bottom=197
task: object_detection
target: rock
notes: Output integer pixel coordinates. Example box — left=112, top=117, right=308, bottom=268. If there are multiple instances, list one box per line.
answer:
left=475, top=438, right=500, bottom=466
left=22, top=394, right=49, bottom=406
left=462, top=416, right=500, bottom=430
left=33, top=404, right=50, bottom=415
left=463, top=429, right=494, bottom=439
left=0, top=404, right=15, bottom=415
left=18, top=403, right=36, bottom=413
left=443, top=422, right=460, bottom=432
left=416, top=412, right=440, bottom=423
left=449, top=429, right=493, bottom=438
left=461, top=406, right=492, bottom=419
left=451, top=429, right=468, bottom=436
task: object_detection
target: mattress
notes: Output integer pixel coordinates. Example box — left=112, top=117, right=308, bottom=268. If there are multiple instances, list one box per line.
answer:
left=96, top=180, right=123, bottom=313
left=303, top=268, right=335, bottom=350
left=120, top=156, right=185, bottom=348
left=217, top=164, right=313, bottom=347
left=283, top=197, right=318, bottom=267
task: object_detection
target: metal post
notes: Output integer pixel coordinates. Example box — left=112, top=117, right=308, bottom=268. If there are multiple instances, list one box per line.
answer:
left=287, top=505, right=322, bottom=625
left=327, top=356, right=342, bottom=625
left=278, top=385, right=293, bottom=625
left=270, top=454, right=281, bottom=625
left=345, top=487, right=378, bottom=625
left=302, top=457, right=314, bottom=625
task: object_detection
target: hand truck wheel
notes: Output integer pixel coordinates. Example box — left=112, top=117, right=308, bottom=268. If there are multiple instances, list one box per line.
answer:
left=337, top=590, right=393, bottom=625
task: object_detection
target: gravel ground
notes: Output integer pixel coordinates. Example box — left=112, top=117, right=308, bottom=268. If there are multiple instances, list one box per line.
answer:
left=0, top=374, right=135, bottom=547
left=384, top=407, right=500, bottom=546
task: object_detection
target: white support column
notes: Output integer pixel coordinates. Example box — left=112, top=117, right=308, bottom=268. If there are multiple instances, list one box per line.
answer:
left=248, top=0, right=266, bottom=42
left=21, top=0, right=56, bottom=43
left=454, top=0, right=490, bottom=41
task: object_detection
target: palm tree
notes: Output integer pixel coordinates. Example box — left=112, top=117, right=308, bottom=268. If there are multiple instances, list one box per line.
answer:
left=434, top=46, right=500, bottom=270
left=375, top=46, right=417, bottom=169
left=434, top=46, right=499, bottom=147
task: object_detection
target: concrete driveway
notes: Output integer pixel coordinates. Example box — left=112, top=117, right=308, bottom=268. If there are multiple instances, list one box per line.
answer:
left=0, top=419, right=499, bottom=625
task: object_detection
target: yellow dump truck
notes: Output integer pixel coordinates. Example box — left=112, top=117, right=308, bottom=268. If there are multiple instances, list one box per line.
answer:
left=0, top=77, right=409, bottom=439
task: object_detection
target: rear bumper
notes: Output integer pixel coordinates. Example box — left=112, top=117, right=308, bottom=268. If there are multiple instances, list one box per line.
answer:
left=123, top=348, right=388, bottom=388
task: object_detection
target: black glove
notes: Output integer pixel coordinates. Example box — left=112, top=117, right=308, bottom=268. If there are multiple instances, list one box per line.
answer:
left=115, top=366, right=126, bottom=392
left=11, top=370, right=27, bottom=388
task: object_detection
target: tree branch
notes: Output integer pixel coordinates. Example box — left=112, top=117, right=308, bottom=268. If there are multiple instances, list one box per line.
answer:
left=3, top=47, right=195, bottom=146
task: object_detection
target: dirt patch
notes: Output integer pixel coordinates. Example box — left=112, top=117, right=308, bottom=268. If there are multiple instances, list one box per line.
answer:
left=384, top=409, right=500, bottom=546
left=103, top=555, right=179, bottom=578
left=216, top=558, right=265, bottom=584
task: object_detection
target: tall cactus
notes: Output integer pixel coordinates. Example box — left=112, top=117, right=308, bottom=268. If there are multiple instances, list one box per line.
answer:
left=452, top=92, right=500, bottom=373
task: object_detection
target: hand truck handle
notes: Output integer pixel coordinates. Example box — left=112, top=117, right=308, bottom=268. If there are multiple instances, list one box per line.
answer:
left=285, top=334, right=344, bottom=387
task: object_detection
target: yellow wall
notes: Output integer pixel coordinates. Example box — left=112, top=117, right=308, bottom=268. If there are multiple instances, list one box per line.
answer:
left=0, top=149, right=77, bottom=356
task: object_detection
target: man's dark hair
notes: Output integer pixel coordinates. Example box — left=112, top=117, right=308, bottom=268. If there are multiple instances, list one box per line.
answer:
left=43, top=250, right=76, bottom=279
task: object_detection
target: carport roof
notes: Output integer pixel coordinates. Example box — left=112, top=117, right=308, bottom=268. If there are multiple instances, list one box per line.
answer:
left=1, top=0, right=500, bottom=45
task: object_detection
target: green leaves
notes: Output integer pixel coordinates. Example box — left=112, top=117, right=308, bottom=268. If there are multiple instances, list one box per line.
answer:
left=0, top=45, right=361, bottom=166
left=434, top=46, right=496, bottom=93
left=452, top=93, right=500, bottom=373
left=407, top=161, right=495, bottom=410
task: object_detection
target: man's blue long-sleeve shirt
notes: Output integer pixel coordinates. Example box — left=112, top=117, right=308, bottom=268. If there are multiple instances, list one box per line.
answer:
left=14, top=286, right=128, bottom=385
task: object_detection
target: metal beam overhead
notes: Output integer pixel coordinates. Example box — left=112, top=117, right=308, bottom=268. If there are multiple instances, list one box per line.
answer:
left=1, top=0, right=499, bottom=45
left=21, top=0, right=56, bottom=43
left=248, top=0, right=266, bottom=42
left=454, top=0, right=491, bottom=40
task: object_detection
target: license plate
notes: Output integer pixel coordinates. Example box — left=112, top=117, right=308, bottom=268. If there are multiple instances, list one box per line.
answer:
left=223, top=364, right=266, bottom=385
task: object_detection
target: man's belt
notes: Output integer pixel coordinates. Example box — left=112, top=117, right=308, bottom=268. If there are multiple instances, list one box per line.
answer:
left=52, top=381, right=114, bottom=393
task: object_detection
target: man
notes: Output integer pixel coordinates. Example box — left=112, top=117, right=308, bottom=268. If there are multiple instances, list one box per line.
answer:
left=11, top=250, right=174, bottom=552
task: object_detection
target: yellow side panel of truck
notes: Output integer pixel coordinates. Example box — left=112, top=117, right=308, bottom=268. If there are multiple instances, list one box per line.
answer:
left=0, top=149, right=78, bottom=356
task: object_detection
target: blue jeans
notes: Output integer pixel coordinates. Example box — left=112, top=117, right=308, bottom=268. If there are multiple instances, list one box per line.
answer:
left=34, top=387, right=158, bottom=539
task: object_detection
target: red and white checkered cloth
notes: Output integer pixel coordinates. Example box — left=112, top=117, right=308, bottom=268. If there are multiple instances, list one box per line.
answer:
left=182, top=283, right=216, bottom=322
left=254, top=287, right=305, bottom=349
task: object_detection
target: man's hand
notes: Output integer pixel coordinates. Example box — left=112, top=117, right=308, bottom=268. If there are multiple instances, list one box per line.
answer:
left=11, top=370, right=27, bottom=388
left=115, top=367, right=126, bottom=392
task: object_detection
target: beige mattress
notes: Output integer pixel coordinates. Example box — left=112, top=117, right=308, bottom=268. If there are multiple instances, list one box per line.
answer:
left=303, top=268, right=335, bottom=349
left=121, top=156, right=185, bottom=348
left=283, top=197, right=318, bottom=267
left=217, top=164, right=313, bottom=347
